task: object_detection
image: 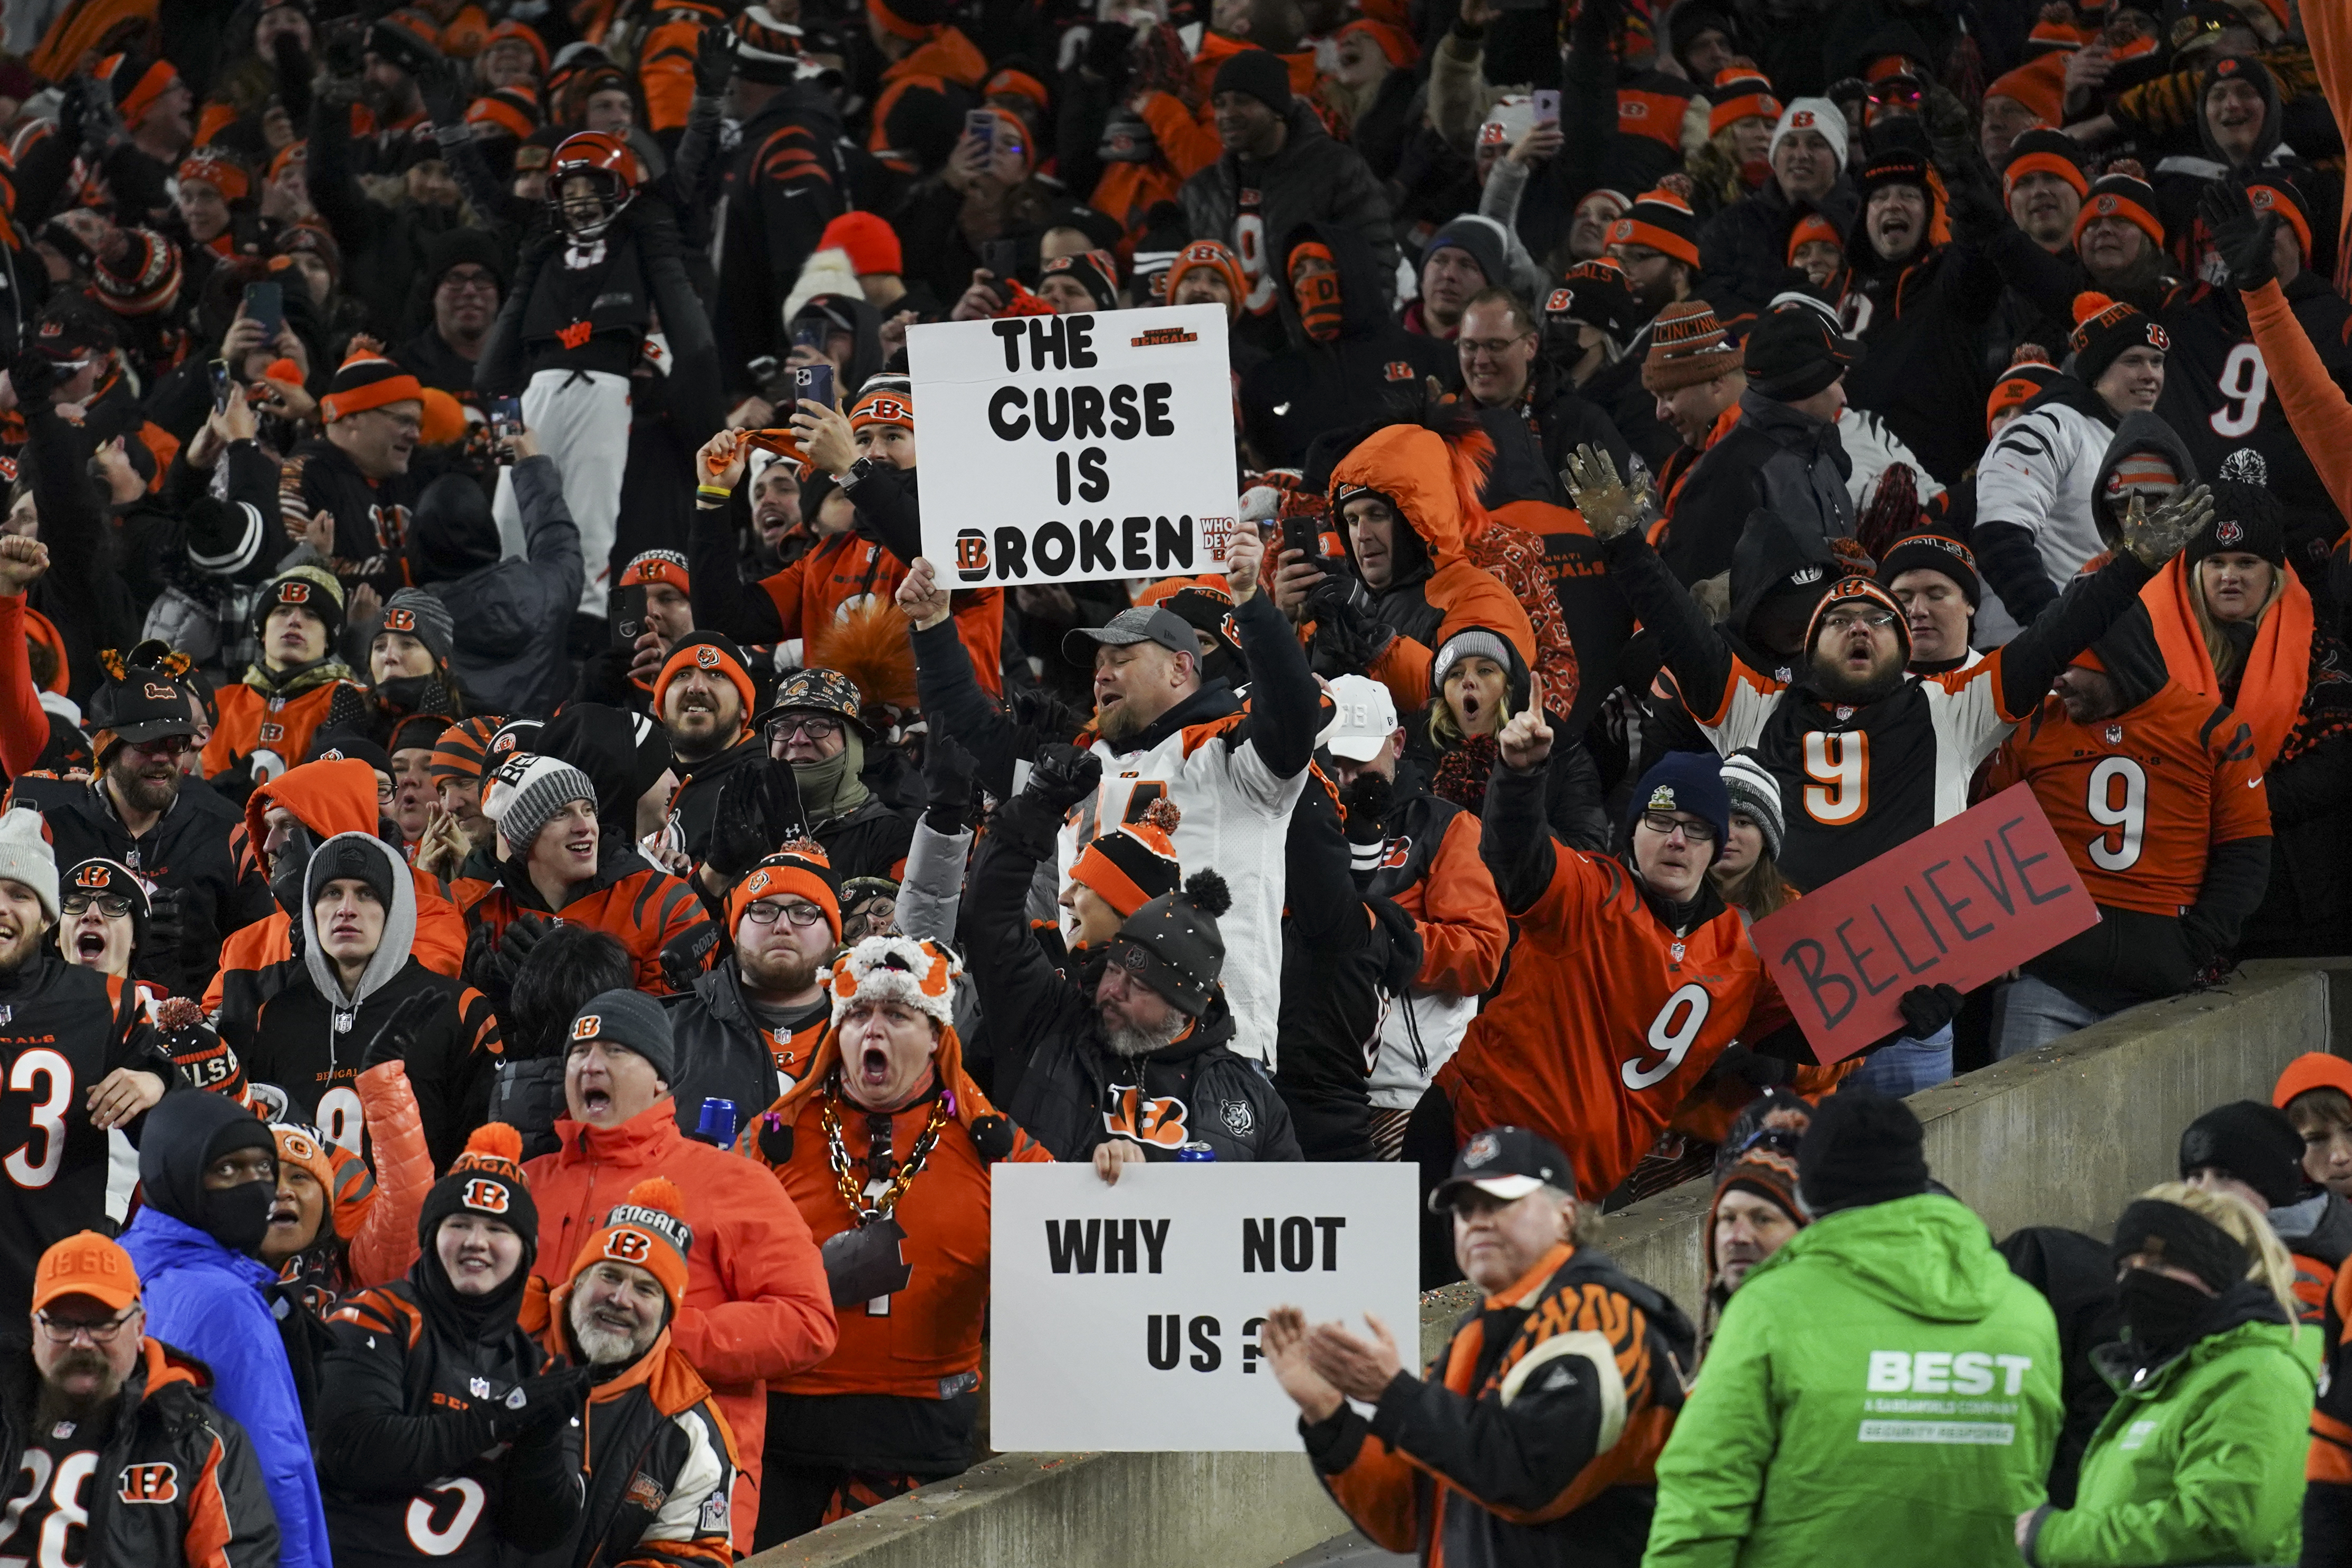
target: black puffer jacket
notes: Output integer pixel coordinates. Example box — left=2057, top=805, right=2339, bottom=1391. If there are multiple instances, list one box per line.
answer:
left=1182, top=98, right=1399, bottom=309
left=0, top=1336, right=280, bottom=1568
left=960, top=798, right=1302, bottom=1163
left=416, top=456, right=582, bottom=717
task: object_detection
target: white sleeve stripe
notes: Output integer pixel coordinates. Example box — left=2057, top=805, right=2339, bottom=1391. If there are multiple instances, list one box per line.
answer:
left=188, top=502, right=265, bottom=574
left=638, top=1407, right=729, bottom=1545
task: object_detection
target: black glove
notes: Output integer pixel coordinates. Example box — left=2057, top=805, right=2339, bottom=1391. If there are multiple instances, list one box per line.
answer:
left=1944, top=173, right=2005, bottom=241
left=703, top=755, right=805, bottom=879
left=622, top=193, right=684, bottom=265
left=659, top=922, right=719, bottom=990
left=574, top=644, right=637, bottom=707
left=1082, top=20, right=1136, bottom=92
left=1337, top=772, right=1393, bottom=846
left=495, top=913, right=552, bottom=994
left=143, top=887, right=188, bottom=966
left=924, top=733, right=979, bottom=834
left=693, top=22, right=735, bottom=96
left=76, top=74, right=127, bottom=157
left=7, top=345, right=54, bottom=407
left=1308, top=576, right=1396, bottom=672
left=462, top=920, right=506, bottom=1002
left=1025, top=742, right=1102, bottom=815
left=360, top=989, right=439, bottom=1071
left=414, top=52, right=463, bottom=126
left=1706, top=1043, right=1793, bottom=1089
left=493, top=1364, right=592, bottom=1436
left=2199, top=180, right=2279, bottom=293
left=1897, top=982, right=1965, bottom=1038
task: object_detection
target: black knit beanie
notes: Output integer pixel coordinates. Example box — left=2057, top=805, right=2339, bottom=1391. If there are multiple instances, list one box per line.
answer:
left=1797, top=1089, right=1931, bottom=1215
left=2177, top=1099, right=2304, bottom=1208
left=1212, top=47, right=1292, bottom=113
left=2185, top=478, right=2288, bottom=571
left=1107, top=871, right=1232, bottom=1018
left=2110, top=1198, right=2248, bottom=1294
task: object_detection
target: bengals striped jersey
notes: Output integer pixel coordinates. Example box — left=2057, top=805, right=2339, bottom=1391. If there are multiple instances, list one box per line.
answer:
left=1607, top=530, right=2159, bottom=890
left=1308, top=1239, right=1695, bottom=1564
left=1984, top=684, right=2269, bottom=916
left=463, top=851, right=715, bottom=997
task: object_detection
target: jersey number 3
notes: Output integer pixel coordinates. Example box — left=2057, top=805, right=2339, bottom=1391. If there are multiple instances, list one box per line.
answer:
left=1802, top=732, right=1869, bottom=826
left=1623, top=983, right=1711, bottom=1090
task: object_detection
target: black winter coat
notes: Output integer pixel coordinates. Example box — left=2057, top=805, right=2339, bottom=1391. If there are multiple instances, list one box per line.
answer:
left=1694, top=175, right=1859, bottom=321
left=1182, top=99, right=1400, bottom=308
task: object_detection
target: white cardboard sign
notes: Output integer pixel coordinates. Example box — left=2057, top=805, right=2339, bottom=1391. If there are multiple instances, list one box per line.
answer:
left=989, top=1161, right=1420, bottom=1451
left=906, top=304, right=1241, bottom=588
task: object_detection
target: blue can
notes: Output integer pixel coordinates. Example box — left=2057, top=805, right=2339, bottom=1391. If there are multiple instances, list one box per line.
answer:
left=697, top=1097, right=740, bottom=1148
left=1176, top=1141, right=1217, bottom=1162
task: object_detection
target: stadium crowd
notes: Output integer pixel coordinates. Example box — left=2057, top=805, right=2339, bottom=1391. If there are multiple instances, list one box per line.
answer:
left=0, top=0, right=2347, bottom=1561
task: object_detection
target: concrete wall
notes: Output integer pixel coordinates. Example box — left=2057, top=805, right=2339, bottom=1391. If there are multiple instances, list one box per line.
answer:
left=752, top=967, right=2331, bottom=1568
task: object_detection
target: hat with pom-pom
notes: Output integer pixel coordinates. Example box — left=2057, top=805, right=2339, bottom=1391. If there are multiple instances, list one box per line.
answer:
left=1986, top=343, right=2061, bottom=432
left=2068, top=291, right=2168, bottom=389
left=2072, top=169, right=2163, bottom=252
left=417, top=1122, right=539, bottom=1254
left=1108, top=870, right=1232, bottom=1018
left=1071, top=798, right=1184, bottom=919
left=320, top=336, right=426, bottom=423
left=564, top=1175, right=693, bottom=1314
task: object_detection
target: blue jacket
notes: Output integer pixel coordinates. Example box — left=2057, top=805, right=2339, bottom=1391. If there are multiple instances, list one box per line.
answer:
left=123, top=1207, right=331, bottom=1568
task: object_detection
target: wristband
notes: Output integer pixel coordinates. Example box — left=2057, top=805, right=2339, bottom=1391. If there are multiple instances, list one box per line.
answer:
left=696, top=484, right=732, bottom=501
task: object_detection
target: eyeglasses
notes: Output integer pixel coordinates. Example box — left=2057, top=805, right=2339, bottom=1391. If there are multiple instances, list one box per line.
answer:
left=1639, top=811, right=1717, bottom=844
left=765, top=715, right=842, bottom=743
left=35, top=1308, right=137, bottom=1345
left=1820, top=607, right=1898, bottom=632
left=439, top=268, right=500, bottom=294
left=123, top=733, right=194, bottom=757
left=62, top=893, right=133, bottom=919
left=1458, top=334, right=1532, bottom=359
left=375, top=778, right=396, bottom=802
left=742, top=898, right=829, bottom=927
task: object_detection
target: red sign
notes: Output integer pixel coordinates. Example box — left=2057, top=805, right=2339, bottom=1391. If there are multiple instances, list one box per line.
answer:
left=1750, top=784, right=2100, bottom=1062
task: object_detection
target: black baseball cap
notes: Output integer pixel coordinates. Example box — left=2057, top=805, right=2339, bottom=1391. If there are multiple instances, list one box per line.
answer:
left=88, top=663, right=198, bottom=746
left=1062, top=606, right=1199, bottom=665
left=1428, top=1126, right=1576, bottom=1212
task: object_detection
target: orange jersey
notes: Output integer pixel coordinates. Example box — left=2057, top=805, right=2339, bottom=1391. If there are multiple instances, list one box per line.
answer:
left=201, top=680, right=367, bottom=778
left=1438, top=848, right=1777, bottom=1201
left=1982, top=684, right=2269, bottom=918
left=466, top=861, right=713, bottom=995
left=759, top=532, right=1004, bottom=696
left=767, top=1093, right=1049, bottom=1401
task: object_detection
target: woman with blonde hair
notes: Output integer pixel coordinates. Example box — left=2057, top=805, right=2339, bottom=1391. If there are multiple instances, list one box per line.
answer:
left=2015, top=1181, right=2312, bottom=1567
left=2142, top=479, right=2352, bottom=958
left=1401, top=629, right=1606, bottom=848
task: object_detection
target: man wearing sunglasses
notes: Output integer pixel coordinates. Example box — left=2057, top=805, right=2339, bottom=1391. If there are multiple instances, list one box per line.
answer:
left=751, top=668, right=914, bottom=882
left=5, top=1233, right=280, bottom=1568
left=24, top=647, right=272, bottom=1000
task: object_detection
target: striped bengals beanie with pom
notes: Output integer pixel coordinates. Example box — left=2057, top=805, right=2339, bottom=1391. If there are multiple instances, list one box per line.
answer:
left=1071, top=797, right=1183, bottom=918
left=320, top=337, right=426, bottom=423
left=2068, top=291, right=2167, bottom=388
left=565, top=1177, right=693, bottom=1314
left=417, top=1123, right=539, bottom=1253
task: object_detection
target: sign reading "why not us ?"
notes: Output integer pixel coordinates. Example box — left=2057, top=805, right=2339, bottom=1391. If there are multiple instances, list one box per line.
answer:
left=990, top=1162, right=1418, bottom=1451
left=907, top=304, right=1241, bottom=588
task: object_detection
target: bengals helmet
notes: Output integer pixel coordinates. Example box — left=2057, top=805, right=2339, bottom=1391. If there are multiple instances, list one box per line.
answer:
left=548, top=131, right=642, bottom=241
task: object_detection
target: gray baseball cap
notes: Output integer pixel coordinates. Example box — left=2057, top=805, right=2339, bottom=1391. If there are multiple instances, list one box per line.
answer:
left=1062, top=607, right=1200, bottom=665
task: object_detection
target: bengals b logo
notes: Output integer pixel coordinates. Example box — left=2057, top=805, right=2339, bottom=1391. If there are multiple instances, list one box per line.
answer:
left=280, top=583, right=310, bottom=603
left=463, top=1178, right=509, bottom=1214
left=1103, top=1085, right=1189, bottom=1149
left=73, top=865, right=109, bottom=888
left=572, top=1016, right=600, bottom=1041
left=1546, top=288, right=1572, bottom=313
left=604, top=1229, right=652, bottom=1263
left=118, top=1464, right=177, bottom=1504
left=385, top=609, right=417, bottom=632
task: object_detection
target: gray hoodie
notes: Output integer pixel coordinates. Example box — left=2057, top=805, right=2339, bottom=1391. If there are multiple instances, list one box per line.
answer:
left=300, top=831, right=419, bottom=1018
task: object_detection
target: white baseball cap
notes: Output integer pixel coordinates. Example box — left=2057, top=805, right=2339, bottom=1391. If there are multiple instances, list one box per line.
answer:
left=1318, top=674, right=1399, bottom=763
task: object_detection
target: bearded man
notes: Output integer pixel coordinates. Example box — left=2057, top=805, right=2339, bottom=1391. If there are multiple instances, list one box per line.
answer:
left=669, top=845, right=843, bottom=1136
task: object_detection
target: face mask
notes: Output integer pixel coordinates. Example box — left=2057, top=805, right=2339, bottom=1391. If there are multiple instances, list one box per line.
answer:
left=1294, top=271, right=1343, bottom=342
left=204, top=1178, right=277, bottom=1257
left=2118, top=1269, right=2213, bottom=1361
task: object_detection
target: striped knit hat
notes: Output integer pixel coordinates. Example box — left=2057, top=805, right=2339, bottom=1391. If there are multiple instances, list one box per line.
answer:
left=1071, top=797, right=1184, bottom=919
left=418, top=1123, right=539, bottom=1252
left=1787, top=211, right=1843, bottom=263
left=619, top=549, right=689, bottom=592
left=1608, top=187, right=1701, bottom=269
left=2068, top=291, right=2166, bottom=387
left=2001, top=127, right=2087, bottom=200
left=92, top=229, right=181, bottom=318
left=562, top=1177, right=693, bottom=1320
left=488, top=754, right=598, bottom=852
left=320, top=338, right=425, bottom=424
left=177, top=151, right=249, bottom=203
left=377, top=589, right=453, bottom=665
left=731, top=4, right=804, bottom=82
left=1717, top=750, right=1783, bottom=859
left=728, top=843, right=841, bottom=941
left=2072, top=170, right=2163, bottom=251
left=1708, top=64, right=1780, bottom=136
left=429, top=714, right=505, bottom=783
left=465, top=83, right=541, bottom=141
left=252, top=564, right=345, bottom=643
left=1986, top=344, right=2060, bottom=431
left=95, top=54, right=180, bottom=124
left=1641, top=300, right=1741, bottom=392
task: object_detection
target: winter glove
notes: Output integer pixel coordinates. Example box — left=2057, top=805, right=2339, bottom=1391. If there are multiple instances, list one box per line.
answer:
left=1368, top=893, right=1424, bottom=997
left=7, top=345, right=54, bottom=407
left=462, top=920, right=507, bottom=1005
left=1082, top=20, right=1136, bottom=90
left=2120, top=483, right=2216, bottom=570
left=141, top=887, right=190, bottom=976
left=1097, top=107, right=1158, bottom=163
left=1025, top=742, right=1103, bottom=815
left=622, top=193, right=684, bottom=265
left=658, top=922, right=719, bottom=991
left=692, top=22, right=735, bottom=97
left=360, top=989, right=439, bottom=1071
left=1308, top=575, right=1397, bottom=673
left=1562, top=444, right=1655, bottom=542
left=497, top=913, right=552, bottom=982
left=923, top=733, right=980, bottom=834
left=1337, top=771, right=1393, bottom=844
left=1896, top=982, right=1965, bottom=1038
left=574, top=644, right=639, bottom=708
left=414, top=52, right=463, bottom=127
left=76, top=74, right=127, bottom=159
left=1705, top=1042, right=1793, bottom=1089
left=493, top=1364, right=593, bottom=1436
left=2198, top=179, right=2280, bottom=293
left=702, top=755, right=806, bottom=879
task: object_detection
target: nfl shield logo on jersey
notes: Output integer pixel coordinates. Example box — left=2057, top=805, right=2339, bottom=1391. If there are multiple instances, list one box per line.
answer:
left=471, top=1378, right=491, bottom=1399
left=2106, top=724, right=2124, bottom=744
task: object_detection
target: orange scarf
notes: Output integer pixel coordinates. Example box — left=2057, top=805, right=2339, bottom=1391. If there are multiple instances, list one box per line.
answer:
left=2142, top=553, right=2313, bottom=767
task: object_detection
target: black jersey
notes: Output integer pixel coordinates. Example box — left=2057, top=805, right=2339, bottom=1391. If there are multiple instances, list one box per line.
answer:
left=0, top=957, right=172, bottom=1316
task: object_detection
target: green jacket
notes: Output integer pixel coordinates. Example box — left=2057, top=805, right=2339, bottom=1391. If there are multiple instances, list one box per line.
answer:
left=1641, top=1194, right=2063, bottom=1568
left=2025, top=1291, right=2313, bottom=1568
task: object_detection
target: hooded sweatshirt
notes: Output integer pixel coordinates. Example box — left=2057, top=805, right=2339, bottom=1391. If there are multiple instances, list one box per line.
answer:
left=206, top=758, right=469, bottom=1012
left=122, top=1092, right=333, bottom=1568
left=239, top=831, right=504, bottom=1170
left=1645, top=1193, right=2065, bottom=1567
